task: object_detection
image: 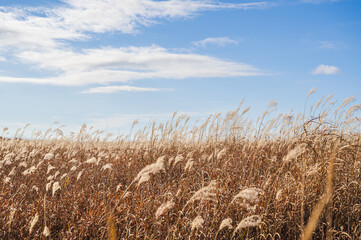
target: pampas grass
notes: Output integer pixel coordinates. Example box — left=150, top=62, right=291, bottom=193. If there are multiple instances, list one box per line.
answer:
left=219, top=218, right=233, bottom=231
left=8, top=207, right=16, bottom=231
left=1, top=95, right=360, bottom=239
left=191, top=215, right=204, bottom=232
left=29, top=213, right=39, bottom=234
left=155, top=200, right=175, bottom=219
left=133, top=156, right=166, bottom=186
left=233, top=215, right=262, bottom=236
left=232, top=188, right=264, bottom=203
left=186, top=180, right=218, bottom=205
left=52, top=181, right=61, bottom=196
left=42, top=226, right=50, bottom=237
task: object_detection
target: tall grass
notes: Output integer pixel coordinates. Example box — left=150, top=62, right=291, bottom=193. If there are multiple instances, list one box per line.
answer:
left=0, top=96, right=360, bottom=239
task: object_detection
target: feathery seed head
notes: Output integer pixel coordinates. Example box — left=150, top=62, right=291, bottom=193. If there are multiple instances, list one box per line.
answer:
left=233, top=215, right=262, bottom=235
left=219, top=218, right=233, bottom=231
left=85, top=157, right=97, bottom=164
left=43, top=226, right=50, bottom=237
left=29, top=213, right=39, bottom=234
left=233, top=187, right=264, bottom=203
left=47, top=164, right=56, bottom=174
left=23, top=166, right=37, bottom=176
left=134, top=156, right=165, bottom=186
left=217, top=148, right=227, bottom=160
left=52, top=181, right=61, bottom=196
left=172, top=154, right=184, bottom=168
left=275, top=189, right=283, bottom=201
left=101, top=163, right=113, bottom=171
left=46, top=181, right=53, bottom=191
left=187, top=180, right=218, bottom=204
left=155, top=200, right=175, bottom=219
left=77, top=170, right=84, bottom=181
left=184, top=158, right=194, bottom=172
left=44, top=153, right=54, bottom=160
left=283, top=143, right=307, bottom=163
left=191, top=216, right=204, bottom=232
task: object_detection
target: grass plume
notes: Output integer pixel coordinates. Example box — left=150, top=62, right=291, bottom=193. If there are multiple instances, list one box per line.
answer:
left=0, top=95, right=360, bottom=239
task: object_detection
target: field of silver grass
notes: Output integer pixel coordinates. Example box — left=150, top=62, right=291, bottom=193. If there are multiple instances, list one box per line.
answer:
left=1, top=95, right=361, bottom=239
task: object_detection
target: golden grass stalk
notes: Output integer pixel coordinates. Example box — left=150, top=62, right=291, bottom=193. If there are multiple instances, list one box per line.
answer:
left=106, top=210, right=117, bottom=240
left=301, top=141, right=339, bottom=240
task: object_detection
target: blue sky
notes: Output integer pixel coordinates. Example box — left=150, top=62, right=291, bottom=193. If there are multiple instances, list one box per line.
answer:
left=0, top=0, right=360, bottom=136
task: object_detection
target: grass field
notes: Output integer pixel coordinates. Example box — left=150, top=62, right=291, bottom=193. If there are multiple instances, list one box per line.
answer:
left=1, top=96, right=361, bottom=239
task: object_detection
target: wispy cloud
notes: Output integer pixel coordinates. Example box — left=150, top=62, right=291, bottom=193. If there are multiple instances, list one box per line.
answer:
left=0, top=1, right=269, bottom=87
left=56, top=0, right=271, bottom=34
left=0, top=1, right=271, bottom=51
left=0, top=56, right=5, bottom=62
left=81, top=85, right=171, bottom=94
left=316, top=40, right=347, bottom=50
left=0, top=45, right=264, bottom=85
left=192, top=37, right=240, bottom=48
left=0, top=7, right=83, bottom=51
left=317, top=41, right=337, bottom=49
left=301, top=0, right=342, bottom=3
left=311, top=64, right=341, bottom=75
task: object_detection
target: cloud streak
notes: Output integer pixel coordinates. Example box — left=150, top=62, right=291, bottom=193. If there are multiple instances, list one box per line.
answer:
left=192, top=37, right=240, bottom=48
left=317, top=40, right=346, bottom=50
left=318, top=41, right=336, bottom=49
left=81, top=85, right=170, bottom=94
left=311, top=64, right=340, bottom=75
left=301, top=0, right=342, bottom=3
left=56, top=0, right=271, bottom=34
left=0, top=45, right=264, bottom=86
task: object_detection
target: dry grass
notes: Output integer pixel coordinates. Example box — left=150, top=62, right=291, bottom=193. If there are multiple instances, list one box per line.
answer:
left=1, top=96, right=361, bottom=239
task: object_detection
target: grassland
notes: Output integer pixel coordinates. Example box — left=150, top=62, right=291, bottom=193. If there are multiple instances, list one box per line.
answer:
left=1, top=96, right=361, bottom=239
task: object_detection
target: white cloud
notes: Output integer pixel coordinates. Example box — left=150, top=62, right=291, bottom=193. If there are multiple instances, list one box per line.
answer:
left=0, top=1, right=269, bottom=87
left=192, top=37, right=240, bottom=48
left=81, top=85, right=168, bottom=94
left=0, top=1, right=271, bottom=51
left=0, top=56, right=5, bottom=62
left=0, top=45, right=263, bottom=86
left=56, top=0, right=271, bottom=34
left=311, top=64, right=340, bottom=75
left=0, top=7, right=83, bottom=51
